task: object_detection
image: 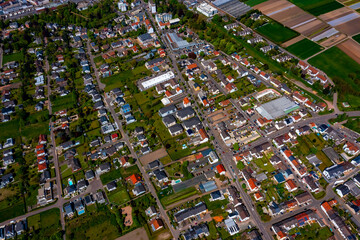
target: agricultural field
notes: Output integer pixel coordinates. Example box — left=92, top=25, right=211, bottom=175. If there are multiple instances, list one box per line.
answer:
left=256, top=22, right=299, bottom=44
left=245, top=0, right=268, bottom=7
left=308, top=47, right=360, bottom=109
left=289, top=0, right=344, bottom=16
left=353, top=34, right=360, bottom=44
left=286, top=39, right=324, bottom=59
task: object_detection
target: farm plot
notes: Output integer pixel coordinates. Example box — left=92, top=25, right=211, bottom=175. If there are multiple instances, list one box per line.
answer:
left=256, top=22, right=299, bottom=44
left=354, top=34, right=360, bottom=44
left=308, top=47, right=360, bottom=108
left=245, top=0, right=268, bottom=7
left=337, top=39, right=360, bottom=64
left=335, top=17, right=360, bottom=35
left=254, top=0, right=330, bottom=37
left=286, top=39, right=324, bottom=59
left=290, top=0, right=344, bottom=16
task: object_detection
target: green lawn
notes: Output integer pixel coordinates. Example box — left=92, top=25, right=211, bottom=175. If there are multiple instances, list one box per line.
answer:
left=344, top=117, right=360, bottom=134
left=52, top=92, right=77, bottom=112
left=0, top=202, right=26, bottom=222
left=256, top=22, right=299, bottom=44
left=0, top=119, right=20, bottom=141
left=353, top=34, right=360, bottom=44
left=286, top=39, right=324, bottom=59
left=3, top=52, right=24, bottom=64
left=289, top=0, right=344, bottom=16
left=289, top=223, right=333, bottom=240
left=254, top=155, right=276, bottom=173
left=101, top=66, right=151, bottom=92
left=245, top=0, right=268, bottom=7
left=100, top=168, right=122, bottom=184
left=120, top=165, right=140, bottom=179
left=65, top=207, right=120, bottom=240
left=308, top=47, right=360, bottom=109
left=107, top=188, right=130, bottom=205
left=160, top=187, right=199, bottom=207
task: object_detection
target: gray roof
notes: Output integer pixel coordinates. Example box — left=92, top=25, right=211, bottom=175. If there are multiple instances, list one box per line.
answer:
left=174, top=202, right=207, bottom=222
left=183, top=117, right=201, bottom=129
left=168, top=124, right=183, bottom=134
left=153, top=169, right=167, bottom=181
left=255, top=97, right=299, bottom=120
left=159, top=104, right=177, bottom=117
left=162, top=115, right=177, bottom=126
left=176, top=107, right=195, bottom=119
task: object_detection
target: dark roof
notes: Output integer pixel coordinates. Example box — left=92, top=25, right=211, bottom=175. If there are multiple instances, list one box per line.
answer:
left=176, top=107, right=195, bottom=119
left=162, top=115, right=176, bottom=126
left=174, top=202, right=207, bottom=222
left=153, top=169, right=167, bottom=181
left=85, top=170, right=95, bottom=180
left=168, top=124, right=183, bottom=134
left=183, top=117, right=201, bottom=129
left=148, top=160, right=160, bottom=169
left=159, top=104, right=177, bottom=116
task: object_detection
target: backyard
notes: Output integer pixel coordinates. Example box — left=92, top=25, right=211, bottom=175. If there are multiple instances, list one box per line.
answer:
left=159, top=187, right=199, bottom=207
left=2, top=52, right=24, bottom=64
left=107, top=188, right=131, bottom=205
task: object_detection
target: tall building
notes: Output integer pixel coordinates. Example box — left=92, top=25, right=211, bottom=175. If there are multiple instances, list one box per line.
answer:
left=149, top=0, right=156, bottom=13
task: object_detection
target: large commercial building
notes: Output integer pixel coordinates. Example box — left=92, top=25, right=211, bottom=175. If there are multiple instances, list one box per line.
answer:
left=255, top=97, right=299, bottom=119
left=196, top=2, right=218, bottom=17
left=165, top=32, right=198, bottom=50
left=140, top=71, right=175, bottom=90
left=212, top=0, right=251, bottom=18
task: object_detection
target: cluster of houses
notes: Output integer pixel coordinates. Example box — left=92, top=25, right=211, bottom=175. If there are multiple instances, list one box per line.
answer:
left=298, top=61, right=329, bottom=86
left=271, top=210, right=324, bottom=240
left=0, top=220, right=26, bottom=239
left=159, top=102, right=209, bottom=146
left=35, top=134, right=55, bottom=205
left=0, top=60, right=19, bottom=85
left=321, top=200, right=356, bottom=240
left=64, top=191, right=106, bottom=218
left=1, top=89, right=16, bottom=122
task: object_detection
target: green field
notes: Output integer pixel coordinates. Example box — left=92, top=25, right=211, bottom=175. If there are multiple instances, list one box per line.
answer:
left=3, top=52, right=24, bottom=64
left=245, top=0, right=268, bottom=7
left=308, top=47, right=360, bottom=109
left=52, top=92, right=77, bottom=112
left=256, top=22, right=299, bottom=44
left=101, top=66, right=151, bottom=92
left=290, top=0, right=344, bottom=16
left=27, top=208, right=62, bottom=239
left=344, top=0, right=360, bottom=5
left=160, top=187, right=199, bottom=206
left=107, top=188, right=130, bottom=205
left=0, top=202, right=26, bottom=222
left=100, top=168, right=122, bottom=184
left=286, top=39, right=324, bottom=59
left=66, top=207, right=120, bottom=240
left=0, top=119, right=20, bottom=141
left=344, top=117, right=360, bottom=134
left=353, top=34, right=360, bottom=44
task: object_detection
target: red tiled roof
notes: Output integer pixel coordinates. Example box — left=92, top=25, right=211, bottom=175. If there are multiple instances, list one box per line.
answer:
left=216, top=164, right=226, bottom=173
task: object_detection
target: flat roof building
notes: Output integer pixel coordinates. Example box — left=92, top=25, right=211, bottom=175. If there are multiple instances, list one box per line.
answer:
left=197, top=2, right=218, bottom=17
left=140, top=71, right=175, bottom=90
left=255, top=97, right=299, bottom=120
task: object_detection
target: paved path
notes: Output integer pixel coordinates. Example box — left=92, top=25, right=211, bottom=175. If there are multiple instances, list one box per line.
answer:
left=0, top=46, right=3, bottom=69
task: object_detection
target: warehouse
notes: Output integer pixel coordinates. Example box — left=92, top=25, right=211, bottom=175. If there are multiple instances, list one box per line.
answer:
left=139, top=71, right=175, bottom=90
left=255, top=97, right=299, bottom=119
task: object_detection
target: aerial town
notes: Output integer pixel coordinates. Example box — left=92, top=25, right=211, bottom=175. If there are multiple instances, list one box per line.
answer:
left=1, top=0, right=360, bottom=239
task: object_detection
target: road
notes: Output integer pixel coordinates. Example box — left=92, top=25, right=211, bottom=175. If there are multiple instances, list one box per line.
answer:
left=0, top=45, right=3, bottom=69
left=86, top=41, right=179, bottom=239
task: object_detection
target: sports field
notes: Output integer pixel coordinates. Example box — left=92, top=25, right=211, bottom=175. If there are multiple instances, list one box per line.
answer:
left=286, top=39, right=324, bottom=59
left=256, top=22, right=299, bottom=44
left=308, top=47, right=360, bottom=108
left=290, top=0, right=344, bottom=16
